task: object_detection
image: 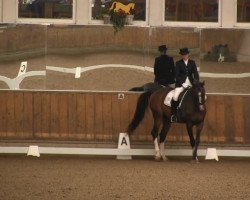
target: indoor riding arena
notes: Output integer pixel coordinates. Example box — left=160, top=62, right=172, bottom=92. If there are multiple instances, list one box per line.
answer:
left=0, top=1, right=250, bottom=200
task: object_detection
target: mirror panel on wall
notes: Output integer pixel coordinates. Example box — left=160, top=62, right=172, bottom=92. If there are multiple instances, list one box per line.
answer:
left=0, top=24, right=46, bottom=90
left=1, top=23, right=250, bottom=94
left=200, top=29, right=250, bottom=94
left=45, top=25, right=152, bottom=91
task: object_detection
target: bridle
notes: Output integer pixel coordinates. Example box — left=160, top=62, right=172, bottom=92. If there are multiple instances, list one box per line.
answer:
left=197, top=89, right=206, bottom=111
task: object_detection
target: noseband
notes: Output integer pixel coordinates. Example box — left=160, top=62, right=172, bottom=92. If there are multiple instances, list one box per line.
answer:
left=198, top=91, right=206, bottom=111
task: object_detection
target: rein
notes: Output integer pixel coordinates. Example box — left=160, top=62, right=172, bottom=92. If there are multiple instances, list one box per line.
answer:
left=178, top=87, right=190, bottom=109
left=178, top=86, right=206, bottom=111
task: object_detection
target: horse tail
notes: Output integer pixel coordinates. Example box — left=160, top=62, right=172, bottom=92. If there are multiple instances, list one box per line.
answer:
left=129, top=87, right=144, bottom=92
left=127, top=91, right=153, bottom=134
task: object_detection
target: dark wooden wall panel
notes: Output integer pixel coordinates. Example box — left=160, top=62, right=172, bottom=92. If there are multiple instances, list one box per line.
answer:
left=94, top=93, right=104, bottom=140
left=68, top=93, right=77, bottom=137
left=85, top=94, right=94, bottom=140
left=6, top=92, right=15, bottom=137
left=102, top=94, right=113, bottom=141
left=0, top=92, right=7, bottom=136
left=120, top=93, right=130, bottom=134
left=0, top=91, right=249, bottom=145
left=41, top=93, right=51, bottom=138
left=58, top=93, right=68, bottom=138
left=50, top=93, right=60, bottom=138
left=243, top=97, right=250, bottom=143
left=23, top=92, right=33, bottom=138
left=111, top=94, right=121, bottom=142
left=33, top=92, right=42, bottom=138
left=14, top=92, right=24, bottom=138
left=76, top=93, right=86, bottom=139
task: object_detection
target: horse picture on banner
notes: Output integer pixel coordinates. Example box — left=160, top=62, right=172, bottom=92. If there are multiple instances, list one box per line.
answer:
left=127, top=81, right=207, bottom=162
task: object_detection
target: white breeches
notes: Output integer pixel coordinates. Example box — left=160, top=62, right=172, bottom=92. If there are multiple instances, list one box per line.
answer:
left=173, top=77, right=191, bottom=101
left=173, top=77, right=192, bottom=101
left=173, top=87, right=184, bottom=101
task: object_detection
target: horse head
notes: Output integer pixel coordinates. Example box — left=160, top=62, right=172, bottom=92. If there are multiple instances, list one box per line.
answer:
left=192, top=80, right=206, bottom=111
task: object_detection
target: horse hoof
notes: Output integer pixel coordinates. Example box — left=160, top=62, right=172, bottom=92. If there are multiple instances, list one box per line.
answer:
left=154, top=156, right=161, bottom=161
left=161, top=156, right=168, bottom=161
left=190, top=159, right=199, bottom=164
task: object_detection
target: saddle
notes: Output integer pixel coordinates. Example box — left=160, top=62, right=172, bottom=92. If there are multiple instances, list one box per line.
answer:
left=163, top=90, right=175, bottom=107
left=163, top=88, right=189, bottom=108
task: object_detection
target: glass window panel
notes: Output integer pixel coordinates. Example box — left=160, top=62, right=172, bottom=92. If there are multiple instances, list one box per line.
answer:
left=237, top=0, right=250, bottom=22
left=18, top=0, right=73, bottom=19
left=91, top=0, right=146, bottom=21
left=165, top=0, right=218, bottom=22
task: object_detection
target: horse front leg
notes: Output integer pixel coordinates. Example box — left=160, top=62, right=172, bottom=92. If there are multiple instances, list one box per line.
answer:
left=192, top=122, right=204, bottom=162
left=186, top=122, right=197, bottom=161
left=186, top=122, right=195, bottom=149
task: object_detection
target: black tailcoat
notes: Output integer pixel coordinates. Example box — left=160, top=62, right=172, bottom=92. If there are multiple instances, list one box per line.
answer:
left=154, top=55, right=175, bottom=86
left=175, top=59, right=199, bottom=87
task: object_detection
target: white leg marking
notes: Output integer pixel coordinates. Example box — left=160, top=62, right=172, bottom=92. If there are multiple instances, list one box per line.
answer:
left=154, top=138, right=161, bottom=160
left=160, top=142, right=167, bottom=161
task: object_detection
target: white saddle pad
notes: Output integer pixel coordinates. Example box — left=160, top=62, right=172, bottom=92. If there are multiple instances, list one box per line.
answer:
left=164, top=90, right=175, bottom=107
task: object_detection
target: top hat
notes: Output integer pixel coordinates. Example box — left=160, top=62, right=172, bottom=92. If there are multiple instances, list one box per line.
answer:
left=158, top=45, right=167, bottom=52
left=179, top=48, right=190, bottom=55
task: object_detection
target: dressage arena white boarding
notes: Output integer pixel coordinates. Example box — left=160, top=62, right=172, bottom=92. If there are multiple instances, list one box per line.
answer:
left=0, top=136, right=250, bottom=160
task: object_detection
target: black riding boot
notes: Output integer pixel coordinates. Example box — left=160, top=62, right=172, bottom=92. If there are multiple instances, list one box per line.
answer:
left=171, top=100, right=179, bottom=122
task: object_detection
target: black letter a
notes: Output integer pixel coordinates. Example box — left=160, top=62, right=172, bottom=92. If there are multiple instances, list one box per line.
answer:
left=121, top=137, right=127, bottom=146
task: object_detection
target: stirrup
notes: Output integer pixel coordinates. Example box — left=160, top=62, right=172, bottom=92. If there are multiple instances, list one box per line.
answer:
left=171, top=115, right=177, bottom=123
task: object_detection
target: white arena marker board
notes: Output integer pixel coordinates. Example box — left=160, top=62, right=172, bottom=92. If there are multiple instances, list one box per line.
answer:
left=27, top=145, right=40, bottom=157
left=75, top=67, right=81, bottom=78
left=205, top=148, right=219, bottom=161
left=117, top=133, right=132, bottom=160
left=18, top=61, right=27, bottom=77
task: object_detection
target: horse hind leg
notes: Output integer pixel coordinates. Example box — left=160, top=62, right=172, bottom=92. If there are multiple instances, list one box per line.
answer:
left=159, top=117, right=171, bottom=161
left=151, top=114, right=161, bottom=161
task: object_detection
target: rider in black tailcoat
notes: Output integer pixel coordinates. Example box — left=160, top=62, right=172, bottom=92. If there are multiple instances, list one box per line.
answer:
left=171, top=47, right=200, bottom=122
left=154, top=45, right=175, bottom=88
left=175, top=55, right=199, bottom=87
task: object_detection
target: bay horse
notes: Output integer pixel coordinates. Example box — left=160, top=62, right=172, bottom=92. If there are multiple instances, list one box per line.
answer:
left=127, top=81, right=206, bottom=162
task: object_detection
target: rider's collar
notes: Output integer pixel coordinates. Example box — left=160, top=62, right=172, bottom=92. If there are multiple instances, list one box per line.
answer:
left=183, top=59, right=189, bottom=66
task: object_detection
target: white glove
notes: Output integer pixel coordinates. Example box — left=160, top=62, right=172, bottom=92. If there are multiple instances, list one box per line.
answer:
left=182, top=82, right=189, bottom=88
